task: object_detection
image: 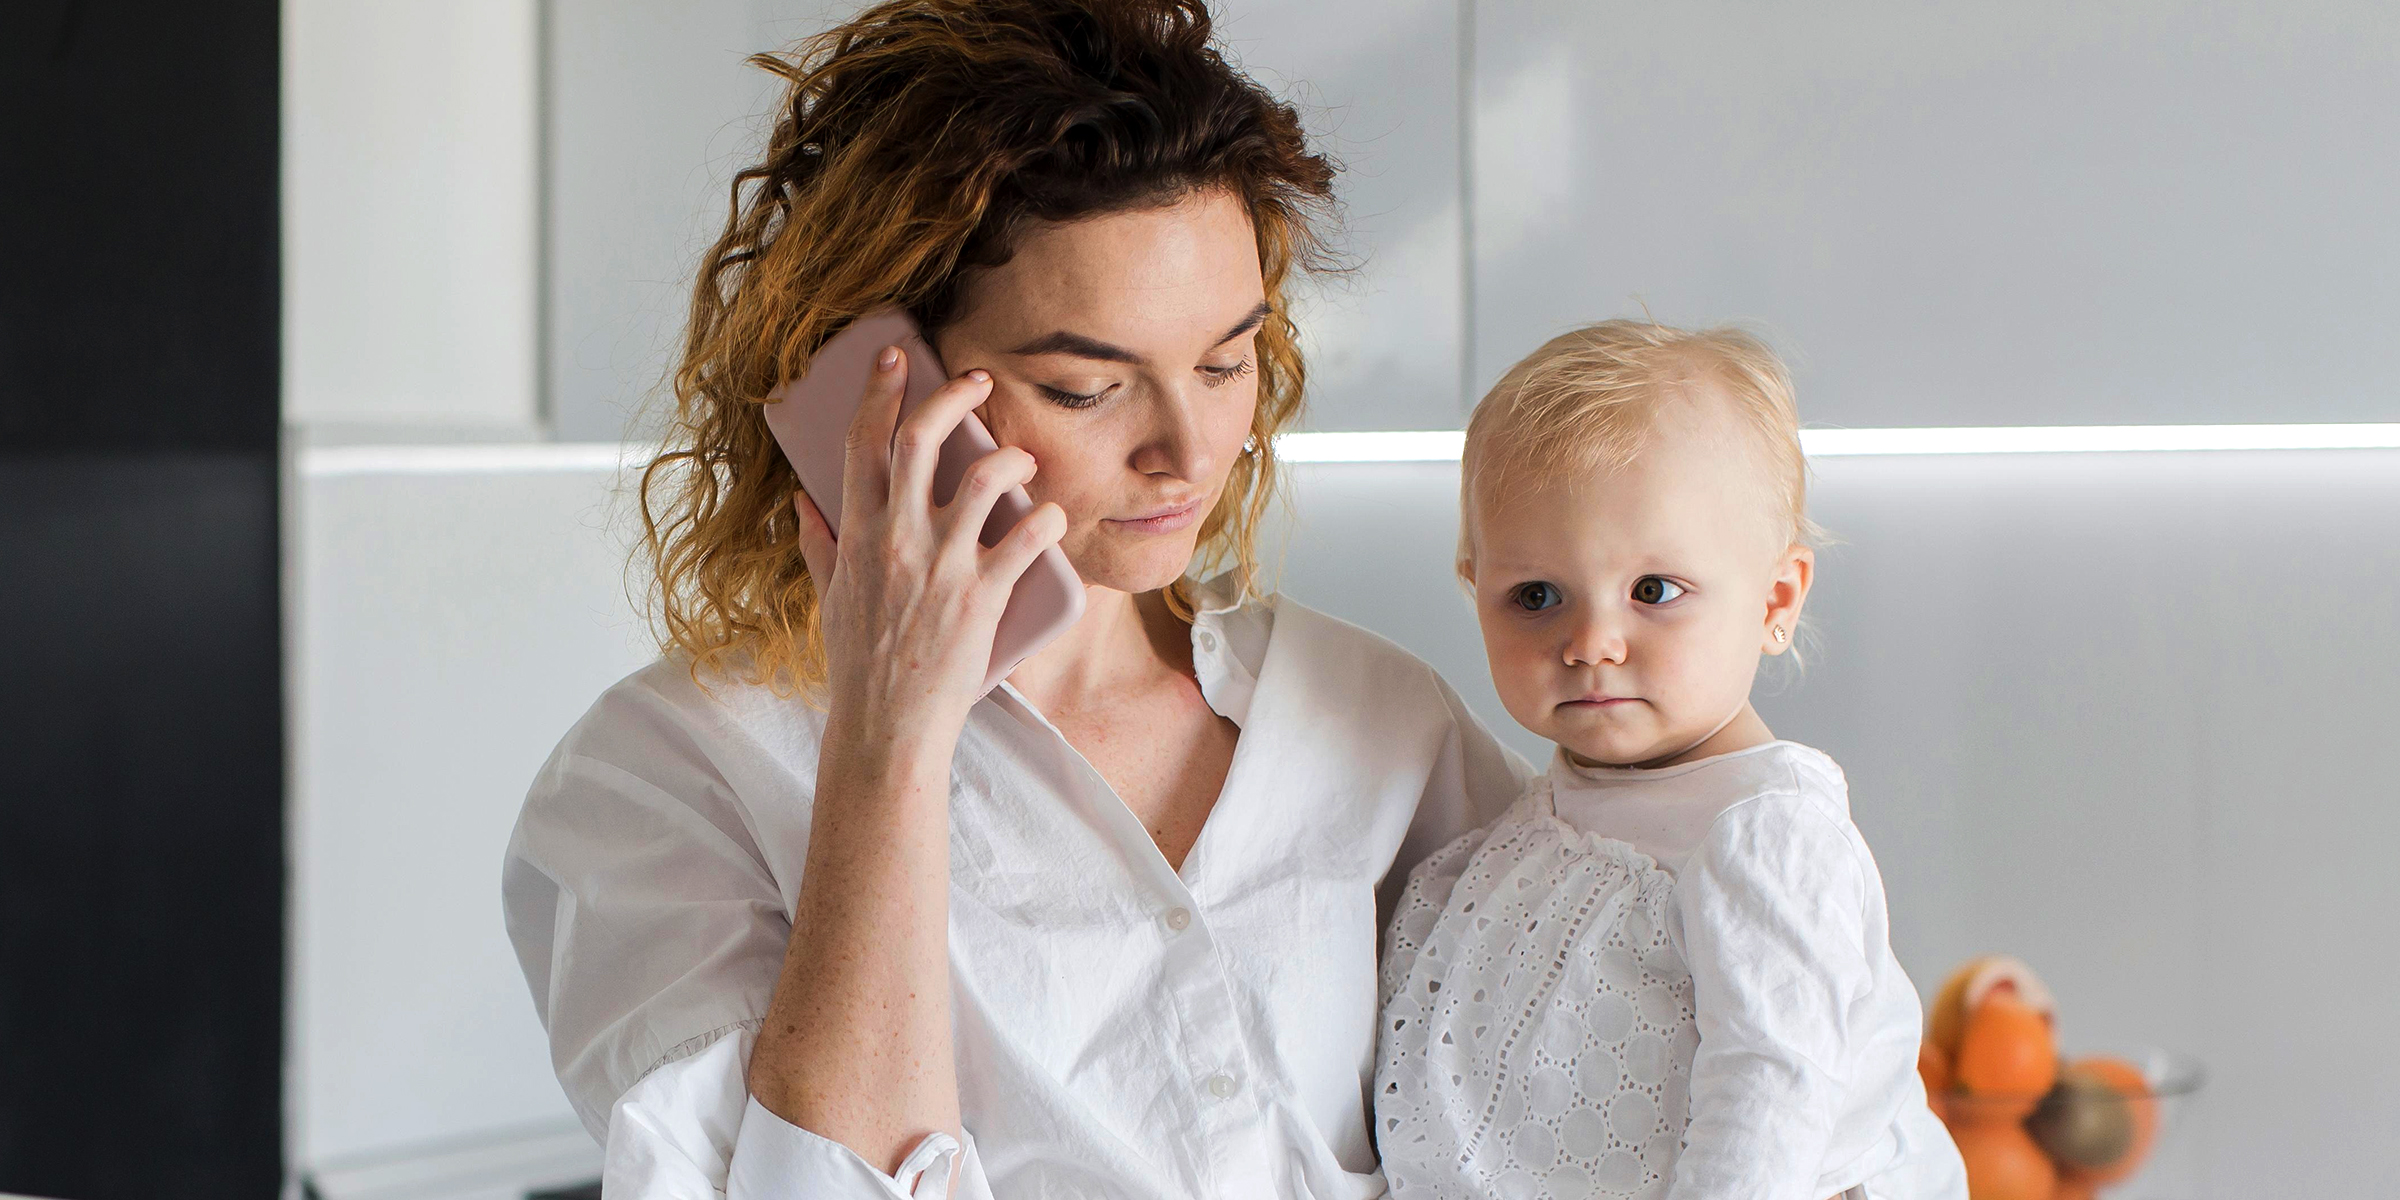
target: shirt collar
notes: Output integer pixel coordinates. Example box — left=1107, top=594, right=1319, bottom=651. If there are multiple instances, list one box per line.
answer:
left=1186, top=571, right=1266, bottom=728
left=985, top=572, right=1269, bottom=730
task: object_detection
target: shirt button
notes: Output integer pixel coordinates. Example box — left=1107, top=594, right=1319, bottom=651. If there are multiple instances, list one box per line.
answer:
left=1195, top=629, right=1218, bottom=653
left=1163, top=906, right=1192, bottom=932
left=1205, top=1072, right=1238, bottom=1099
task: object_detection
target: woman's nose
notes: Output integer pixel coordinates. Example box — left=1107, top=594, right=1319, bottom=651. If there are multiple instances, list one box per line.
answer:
left=1127, top=386, right=1217, bottom=482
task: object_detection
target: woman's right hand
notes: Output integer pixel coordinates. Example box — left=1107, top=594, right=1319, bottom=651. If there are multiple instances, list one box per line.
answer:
left=790, top=344, right=1070, bottom=751
left=758, top=347, right=1061, bottom=1166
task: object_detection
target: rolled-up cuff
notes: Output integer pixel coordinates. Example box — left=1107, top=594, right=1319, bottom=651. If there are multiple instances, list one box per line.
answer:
left=727, top=1095, right=962, bottom=1200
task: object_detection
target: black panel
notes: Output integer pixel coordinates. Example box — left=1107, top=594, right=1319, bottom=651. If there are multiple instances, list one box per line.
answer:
left=0, top=455, right=285, bottom=1197
left=0, top=0, right=280, bottom=453
left=0, top=0, right=284, bottom=1196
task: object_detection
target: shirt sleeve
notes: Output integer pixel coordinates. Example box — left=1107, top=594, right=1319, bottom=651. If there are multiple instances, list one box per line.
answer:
left=605, top=1025, right=991, bottom=1200
left=500, top=683, right=986, bottom=1199
left=1381, top=665, right=1537, bottom=922
left=1665, top=793, right=1877, bottom=1200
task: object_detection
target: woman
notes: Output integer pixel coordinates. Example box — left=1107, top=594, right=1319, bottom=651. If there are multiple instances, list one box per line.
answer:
left=502, top=2, right=1527, bottom=1196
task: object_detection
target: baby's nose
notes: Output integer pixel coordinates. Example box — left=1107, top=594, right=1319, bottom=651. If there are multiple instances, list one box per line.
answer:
left=1563, top=617, right=1626, bottom=666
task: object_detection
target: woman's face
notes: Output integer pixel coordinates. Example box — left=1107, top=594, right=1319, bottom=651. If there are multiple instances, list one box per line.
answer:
left=931, top=189, right=1267, bottom=597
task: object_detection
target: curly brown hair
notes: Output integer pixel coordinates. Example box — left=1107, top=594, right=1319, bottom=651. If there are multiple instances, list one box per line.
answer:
left=636, top=0, right=1339, bottom=696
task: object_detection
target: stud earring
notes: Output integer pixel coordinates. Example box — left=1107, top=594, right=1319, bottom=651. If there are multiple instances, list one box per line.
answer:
left=1241, top=434, right=1259, bottom=455
left=1771, top=625, right=1789, bottom=644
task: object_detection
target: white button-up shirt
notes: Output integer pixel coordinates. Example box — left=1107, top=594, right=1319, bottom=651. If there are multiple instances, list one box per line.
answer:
left=502, top=575, right=1531, bottom=1198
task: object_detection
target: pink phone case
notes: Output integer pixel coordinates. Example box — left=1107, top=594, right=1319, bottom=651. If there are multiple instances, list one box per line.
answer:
left=763, top=308, right=1085, bottom=695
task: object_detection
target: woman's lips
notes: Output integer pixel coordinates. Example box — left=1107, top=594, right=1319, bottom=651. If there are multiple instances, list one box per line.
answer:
left=1106, top=498, right=1204, bottom=534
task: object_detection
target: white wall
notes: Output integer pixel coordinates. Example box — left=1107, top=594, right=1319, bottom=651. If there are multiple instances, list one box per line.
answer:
left=543, top=0, right=1471, bottom=441
left=287, top=452, right=655, bottom=1180
left=283, top=0, right=541, bottom=434
left=1212, top=0, right=1469, bottom=431
left=545, top=0, right=847, bottom=444
left=1470, top=1, right=2400, bottom=426
left=545, top=1, right=2400, bottom=436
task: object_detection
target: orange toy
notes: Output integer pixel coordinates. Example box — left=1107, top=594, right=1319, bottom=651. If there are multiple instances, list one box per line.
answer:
left=1954, top=992, right=2058, bottom=1120
left=1918, top=1041, right=1953, bottom=1123
left=1929, top=956, right=2057, bottom=1059
left=1949, top=1119, right=2058, bottom=1200
left=2056, top=1056, right=2158, bottom=1188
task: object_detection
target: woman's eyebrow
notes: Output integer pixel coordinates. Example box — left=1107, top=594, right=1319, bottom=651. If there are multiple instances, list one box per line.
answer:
left=1004, top=300, right=1275, bottom=363
left=1006, top=330, right=1141, bottom=363
left=1212, top=300, right=1273, bottom=347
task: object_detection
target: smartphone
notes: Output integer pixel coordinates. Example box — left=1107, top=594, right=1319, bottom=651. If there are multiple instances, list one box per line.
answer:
left=763, top=307, right=1085, bottom=695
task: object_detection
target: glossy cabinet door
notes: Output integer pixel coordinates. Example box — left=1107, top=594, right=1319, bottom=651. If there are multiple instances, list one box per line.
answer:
left=286, top=0, right=541, bottom=432
left=1215, top=0, right=1470, bottom=431
left=546, top=0, right=1472, bottom=439
left=1470, top=1, right=2400, bottom=427
left=291, top=457, right=655, bottom=1172
left=545, top=0, right=851, bottom=443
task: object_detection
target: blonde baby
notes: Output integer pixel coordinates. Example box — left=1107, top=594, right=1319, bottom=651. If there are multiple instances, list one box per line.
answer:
left=1374, top=321, right=1966, bottom=1200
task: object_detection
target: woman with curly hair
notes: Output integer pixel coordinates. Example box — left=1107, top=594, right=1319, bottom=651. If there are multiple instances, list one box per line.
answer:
left=501, top=2, right=1525, bottom=1195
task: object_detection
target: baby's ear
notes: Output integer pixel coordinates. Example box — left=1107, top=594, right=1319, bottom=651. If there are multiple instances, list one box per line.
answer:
left=1761, top=542, right=1816, bottom=655
left=1453, top=556, right=1478, bottom=598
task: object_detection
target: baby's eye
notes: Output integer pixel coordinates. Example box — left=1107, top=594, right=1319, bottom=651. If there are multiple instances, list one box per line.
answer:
left=1509, top=581, right=1563, bottom=612
left=1631, top=576, right=1686, bottom=605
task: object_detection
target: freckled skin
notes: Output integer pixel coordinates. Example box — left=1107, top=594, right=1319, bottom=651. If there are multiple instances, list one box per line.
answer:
left=933, top=193, right=1264, bottom=602
left=754, top=189, right=1269, bottom=1173
left=928, top=190, right=1265, bottom=865
left=1465, top=386, right=1814, bottom=769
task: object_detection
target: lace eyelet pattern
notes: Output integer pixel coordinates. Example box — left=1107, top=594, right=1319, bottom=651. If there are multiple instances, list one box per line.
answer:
left=1377, top=784, right=1698, bottom=1200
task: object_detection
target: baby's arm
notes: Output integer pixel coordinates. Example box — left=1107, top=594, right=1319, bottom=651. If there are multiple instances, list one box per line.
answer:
left=1665, top=793, right=1875, bottom=1200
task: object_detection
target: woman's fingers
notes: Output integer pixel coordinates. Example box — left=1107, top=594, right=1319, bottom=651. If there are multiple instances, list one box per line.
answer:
left=937, top=446, right=1039, bottom=554
left=791, top=489, right=837, bottom=584
left=887, top=369, right=995, bottom=515
left=979, top=501, right=1069, bottom=588
left=839, top=345, right=909, bottom=526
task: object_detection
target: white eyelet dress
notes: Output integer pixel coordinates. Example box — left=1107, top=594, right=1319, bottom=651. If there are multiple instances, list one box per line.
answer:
left=1374, top=742, right=1968, bottom=1200
left=1377, top=784, right=1697, bottom=1199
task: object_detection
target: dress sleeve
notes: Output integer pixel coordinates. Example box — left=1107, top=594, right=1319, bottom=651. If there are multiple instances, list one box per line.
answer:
left=500, top=685, right=987, bottom=1198
left=1663, top=794, right=1876, bottom=1200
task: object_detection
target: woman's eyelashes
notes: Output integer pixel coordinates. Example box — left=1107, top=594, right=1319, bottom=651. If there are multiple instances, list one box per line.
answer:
left=1199, top=357, right=1255, bottom=387
left=1034, top=359, right=1253, bottom=409
left=1036, top=382, right=1113, bottom=409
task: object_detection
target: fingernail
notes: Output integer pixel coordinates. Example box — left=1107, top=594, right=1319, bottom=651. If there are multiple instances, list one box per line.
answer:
left=968, top=369, right=990, bottom=383
left=878, top=346, right=900, bottom=370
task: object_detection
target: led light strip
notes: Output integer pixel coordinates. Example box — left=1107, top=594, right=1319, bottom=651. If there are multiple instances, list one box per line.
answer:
left=300, top=423, right=2400, bottom=476
left=1795, top=423, right=2400, bottom=457
left=301, top=442, right=638, bottom=477
left=1275, top=423, right=2400, bottom=462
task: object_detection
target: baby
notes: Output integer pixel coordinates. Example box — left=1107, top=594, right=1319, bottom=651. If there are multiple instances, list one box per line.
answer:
left=1375, top=321, right=1966, bottom=1200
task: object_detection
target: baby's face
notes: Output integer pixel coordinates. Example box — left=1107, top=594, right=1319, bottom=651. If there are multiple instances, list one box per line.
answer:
left=1466, top=390, right=1809, bottom=768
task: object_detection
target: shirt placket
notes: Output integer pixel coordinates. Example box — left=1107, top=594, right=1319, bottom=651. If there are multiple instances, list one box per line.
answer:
left=988, top=628, right=1281, bottom=1200
left=1153, top=881, right=1279, bottom=1198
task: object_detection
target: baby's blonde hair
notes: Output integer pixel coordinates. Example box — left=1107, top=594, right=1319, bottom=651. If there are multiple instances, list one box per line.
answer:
left=1458, top=319, right=1815, bottom=578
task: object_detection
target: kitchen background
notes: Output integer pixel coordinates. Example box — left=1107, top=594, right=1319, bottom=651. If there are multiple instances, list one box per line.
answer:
left=8, top=1, right=2398, bottom=1198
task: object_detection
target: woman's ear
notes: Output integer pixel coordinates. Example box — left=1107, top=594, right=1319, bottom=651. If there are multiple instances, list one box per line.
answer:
left=1761, top=543, right=1815, bottom=655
